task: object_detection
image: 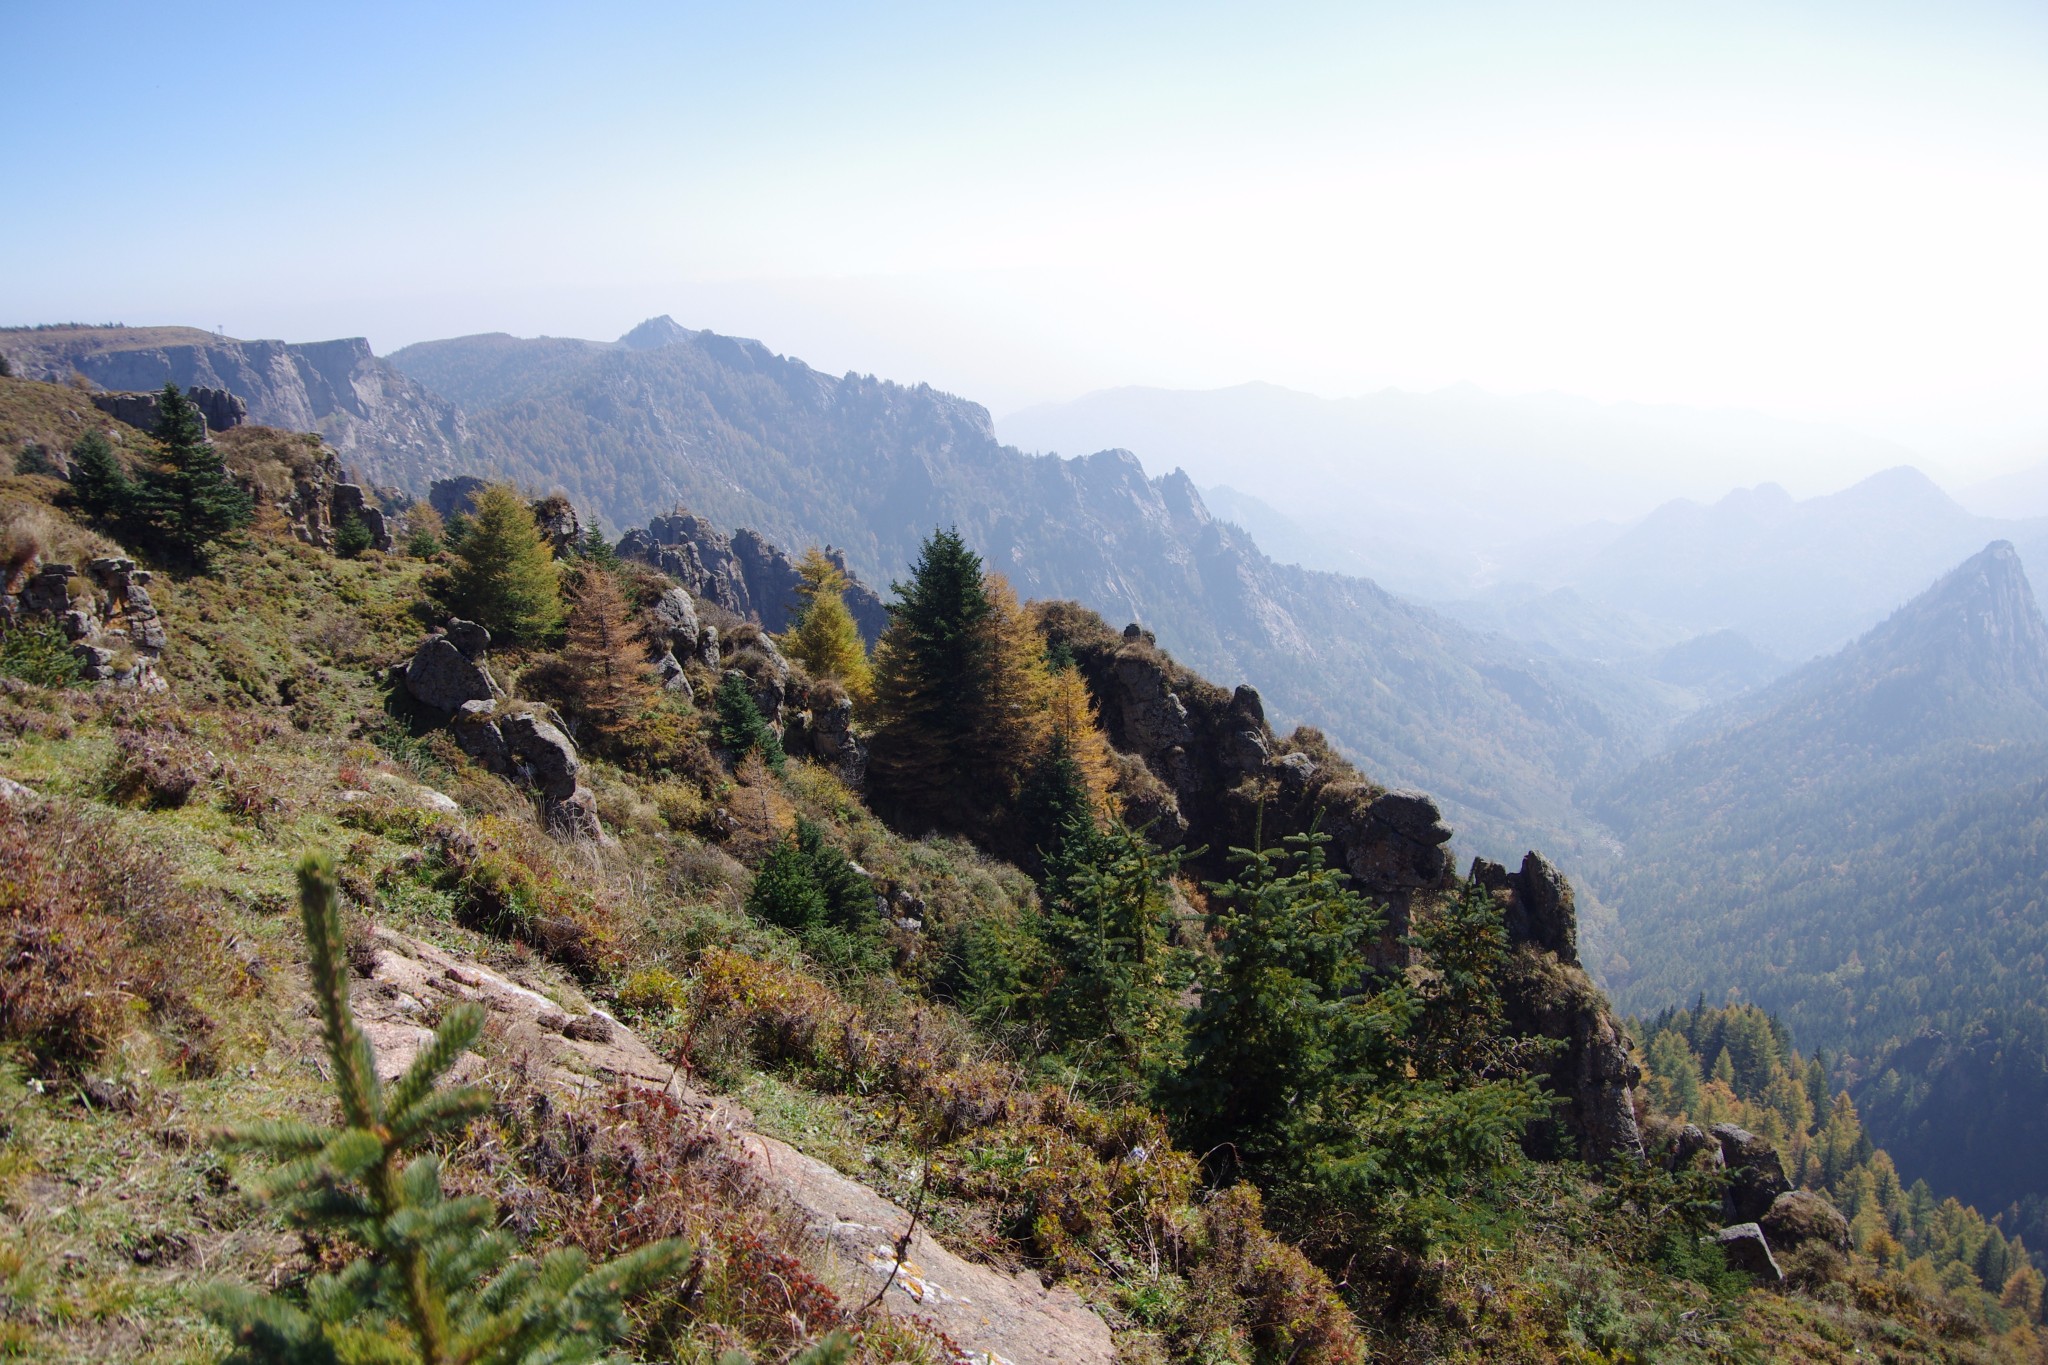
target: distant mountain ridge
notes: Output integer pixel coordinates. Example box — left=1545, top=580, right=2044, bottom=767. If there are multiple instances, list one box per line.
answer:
left=383, top=317, right=1676, bottom=862
left=1545, top=469, right=2048, bottom=662
left=0, top=324, right=467, bottom=490
left=1001, top=380, right=1920, bottom=599
left=1593, top=541, right=2048, bottom=1242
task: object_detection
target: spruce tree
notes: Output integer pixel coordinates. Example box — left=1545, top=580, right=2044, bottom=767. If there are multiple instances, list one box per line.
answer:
left=559, top=567, right=658, bottom=742
left=1172, top=830, right=1543, bottom=1231
left=203, top=852, right=691, bottom=1363
left=442, top=483, right=565, bottom=643
left=577, top=513, right=617, bottom=568
left=784, top=548, right=872, bottom=705
left=333, top=512, right=374, bottom=559
left=868, top=529, right=991, bottom=826
left=869, top=534, right=1056, bottom=837
left=1039, top=813, right=1188, bottom=1085
left=713, top=670, right=785, bottom=772
left=67, top=429, right=132, bottom=522
left=137, top=382, right=253, bottom=567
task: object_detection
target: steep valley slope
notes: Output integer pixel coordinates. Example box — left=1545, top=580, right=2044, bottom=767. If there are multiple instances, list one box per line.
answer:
left=1595, top=541, right=2048, bottom=1245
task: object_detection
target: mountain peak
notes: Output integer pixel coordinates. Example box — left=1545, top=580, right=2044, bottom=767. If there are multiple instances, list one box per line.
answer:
left=1854, top=539, right=2048, bottom=697
left=618, top=315, right=690, bottom=350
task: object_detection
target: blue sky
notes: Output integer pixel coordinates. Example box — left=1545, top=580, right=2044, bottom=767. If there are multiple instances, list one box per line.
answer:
left=5, top=2, right=2047, bottom=472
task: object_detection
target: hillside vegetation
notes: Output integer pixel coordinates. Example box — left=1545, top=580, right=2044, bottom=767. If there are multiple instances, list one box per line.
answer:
left=1599, top=542, right=2048, bottom=1248
left=1, top=375, right=2043, bottom=1362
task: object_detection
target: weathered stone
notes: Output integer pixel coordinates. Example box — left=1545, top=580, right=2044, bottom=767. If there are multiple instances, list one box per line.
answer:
left=404, top=636, right=498, bottom=713
left=1760, top=1190, right=1851, bottom=1254
left=58, top=609, right=94, bottom=640
left=22, top=565, right=74, bottom=615
left=807, top=693, right=867, bottom=789
left=619, top=507, right=887, bottom=642
left=90, top=386, right=246, bottom=433
left=652, top=651, right=693, bottom=698
left=428, top=475, right=488, bottom=521
left=1501, top=948, right=1646, bottom=1163
left=351, top=925, right=1115, bottom=1365
left=1479, top=849, right=1580, bottom=966
left=499, top=711, right=580, bottom=800
left=1716, top=1223, right=1783, bottom=1282
left=450, top=699, right=512, bottom=773
left=1666, top=1123, right=1717, bottom=1171
left=1712, top=1124, right=1793, bottom=1224
left=543, top=784, right=604, bottom=841
left=443, top=618, right=490, bottom=660
left=651, top=586, right=700, bottom=656
left=529, top=495, right=581, bottom=556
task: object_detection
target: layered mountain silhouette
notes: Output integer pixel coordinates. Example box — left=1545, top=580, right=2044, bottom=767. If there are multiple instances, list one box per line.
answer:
left=1546, top=471, right=2048, bottom=663
left=2, top=325, right=467, bottom=489
left=1595, top=541, right=2048, bottom=1240
left=386, top=319, right=1683, bottom=861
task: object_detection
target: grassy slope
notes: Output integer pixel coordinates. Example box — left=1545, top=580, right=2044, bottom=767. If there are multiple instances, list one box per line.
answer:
left=0, top=463, right=2040, bottom=1362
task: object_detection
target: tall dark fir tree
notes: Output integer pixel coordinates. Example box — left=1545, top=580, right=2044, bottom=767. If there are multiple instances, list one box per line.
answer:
left=140, top=382, right=252, bottom=568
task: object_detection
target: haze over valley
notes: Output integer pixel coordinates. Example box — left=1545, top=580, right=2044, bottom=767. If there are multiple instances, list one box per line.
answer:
left=7, top=4, right=2048, bottom=1361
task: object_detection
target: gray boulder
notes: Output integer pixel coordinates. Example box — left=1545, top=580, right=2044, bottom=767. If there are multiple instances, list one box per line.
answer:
left=1715, top=1223, right=1783, bottom=1282
left=1711, top=1124, right=1793, bottom=1224
left=451, top=700, right=512, bottom=774
left=443, top=618, right=490, bottom=660
left=1473, top=850, right=1580, bottom=966
left=499, top=711, right=580, bottom=800
left=405, top=636, right=498, bottom=713
left=651, top=587, right=700, bottom=656
left=652, top=651, right=693, bottom=698
left=1761, top=1190, right=1851, bottom=1254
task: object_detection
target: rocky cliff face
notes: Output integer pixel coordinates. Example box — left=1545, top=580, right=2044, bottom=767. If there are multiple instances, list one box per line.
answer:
left=7, top=327, right=466, bottom=490
left=617, top=508, right=889, bottom=643
left=1039, top=601, right=1642, bottom=1162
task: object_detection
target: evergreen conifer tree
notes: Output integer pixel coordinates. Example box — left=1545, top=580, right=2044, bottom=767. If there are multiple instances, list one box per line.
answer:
left=577, top=513, right=617, bottom=568
left=559, top=567, right=658, bottom=742
left=1039, top=813, right=1188, bottom=1084
left=869, top=534, right=1056, bottom=838
left=203, top=852, right=691, bottom=1363
left=68, top=429, right=132, bottom=522
left=136, top=382, right=252, bottom=567
left=784, top=548, right=872, bottom=705
left=713, top=670, right=785, bottom=772
left=405, top=503, right=446, bottom=558
left=442, top=484, right=565, bottom=643
left=333, top=511, right=375, bottom=559
left=868, top=529, right=992, bottom=826
left=1172, top=831, right=1543, bottom=1232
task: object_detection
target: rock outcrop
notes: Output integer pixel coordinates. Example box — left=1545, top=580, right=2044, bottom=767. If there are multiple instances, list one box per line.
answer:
left=1498, top=945, right=1645, bottom=1163
left=90, top=385, right=246, bottom=433
left=1715, top=1223, right=1783, bottom=1282
left=1712, top=1123, right=1794, bottom=1224
left=1761, top=1190, right=1851, bottom=1254
left=1, top=555, right=167, bottom=689
left=1472, top=851, right=1579, bottom=965
left=401, top=619, right=501, bottom=713
left=1038, top=602, right=1645, bottom=1165
left=445, top=697, right=604, bottom=841
left=1042, top=609, right=1455, bottom=940
left=9, top=327, right=467, bottom=491
left=618, top=508, right=888, bottom=643
left=351, top=925, right=1116, bottom=1365
left=216, top=426, right=394, bottom=552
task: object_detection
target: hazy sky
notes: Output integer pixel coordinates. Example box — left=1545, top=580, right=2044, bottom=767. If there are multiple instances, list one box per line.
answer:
left=6, top=2, right=2047, bottom=477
